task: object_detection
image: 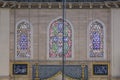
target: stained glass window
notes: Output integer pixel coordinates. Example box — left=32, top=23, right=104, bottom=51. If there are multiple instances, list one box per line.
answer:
left=16, top=20, right=32, bottom=58
left=89, top=20, right=105, bottom=58
left=49, top=18, right=72, bottom=58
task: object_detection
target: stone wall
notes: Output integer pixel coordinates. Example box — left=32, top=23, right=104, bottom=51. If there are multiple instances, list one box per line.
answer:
left=10, top=9, right=111, bottom=61
left=1, top=6, right=120, bottom=80
left=9, top=9, right=112, bottom=80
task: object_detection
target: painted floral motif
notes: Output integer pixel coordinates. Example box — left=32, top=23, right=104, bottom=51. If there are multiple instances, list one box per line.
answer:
left=49, top=18, right=72, bottom=58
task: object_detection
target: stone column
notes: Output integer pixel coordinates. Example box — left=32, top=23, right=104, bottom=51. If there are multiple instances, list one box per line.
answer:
left=111, top=9, right=120, bottom=78
left=0, top=8, right=10, bottom=79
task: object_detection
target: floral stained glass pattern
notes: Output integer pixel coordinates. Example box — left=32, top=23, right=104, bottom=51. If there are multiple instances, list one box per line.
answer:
left=16, top=21, right=32, bottom=58
left=89, top=21, right=104, bottom=58
left=49, top=18, right=72, bottom=58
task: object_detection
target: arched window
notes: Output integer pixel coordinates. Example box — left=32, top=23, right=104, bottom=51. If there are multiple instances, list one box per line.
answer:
left=88, top=20, right=106, bottom=59
left=48, top=17, right=73, bottom=59
left=16, top=20, right=33, bottom=59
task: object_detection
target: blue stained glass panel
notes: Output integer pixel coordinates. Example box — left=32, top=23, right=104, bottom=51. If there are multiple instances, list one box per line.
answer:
left=92, top=32, right=100, bottom=50
left=19, top=34, right=28, bottom=50
left=16, top=21, right=32, bottom=58
left=89, top=21, right=104, bottom=57
left=58, top=23, right=63, bottom=32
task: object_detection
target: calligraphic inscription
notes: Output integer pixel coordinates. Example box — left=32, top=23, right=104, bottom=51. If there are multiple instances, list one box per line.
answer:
left=93, top=64, right=108, bottom=75
left=13, top=64, right=27, bottom=75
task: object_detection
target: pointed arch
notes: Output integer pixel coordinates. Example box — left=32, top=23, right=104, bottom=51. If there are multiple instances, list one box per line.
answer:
left=15, top=20, right=33, bottom=59
left=87, top=19, right=106, bottom=60
left=47, top=17, right=74, bottom=60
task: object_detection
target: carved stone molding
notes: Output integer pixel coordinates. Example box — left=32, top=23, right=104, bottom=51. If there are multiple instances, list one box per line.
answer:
left=0, top=1, right=120, bottom=9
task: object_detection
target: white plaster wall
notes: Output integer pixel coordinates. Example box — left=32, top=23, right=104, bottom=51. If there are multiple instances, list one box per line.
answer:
left=111, top=9, right=120, bottom=77
left=0, top=8, right=10, bottom=76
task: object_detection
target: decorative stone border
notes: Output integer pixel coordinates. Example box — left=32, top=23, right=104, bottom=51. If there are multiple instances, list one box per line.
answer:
left=0, top=1, right=120, bottom=9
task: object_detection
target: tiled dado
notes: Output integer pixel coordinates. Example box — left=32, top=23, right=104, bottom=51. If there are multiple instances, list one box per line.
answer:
left=9, top=61, right=112, bottom=79
left=1, top=77, right=119, bottom=80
